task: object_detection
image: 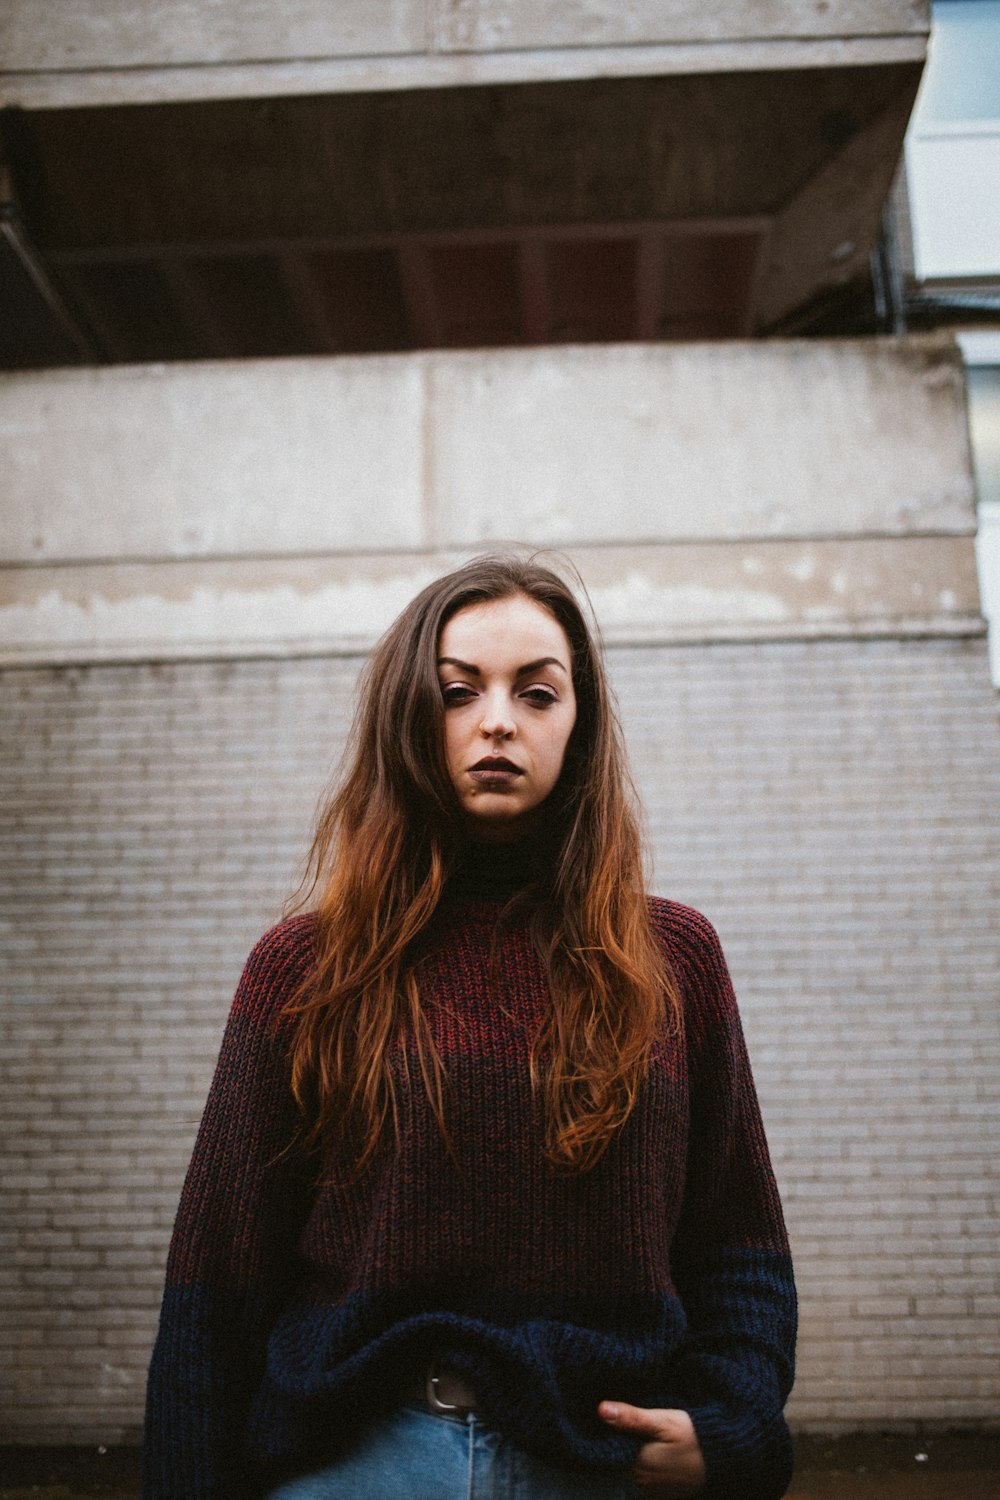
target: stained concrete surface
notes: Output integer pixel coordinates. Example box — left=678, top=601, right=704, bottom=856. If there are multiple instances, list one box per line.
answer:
left=1, top=1436, right=999, bottom=1499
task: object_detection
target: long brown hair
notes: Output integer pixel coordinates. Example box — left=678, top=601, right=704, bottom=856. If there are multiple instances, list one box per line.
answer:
left=283, top=553, right=679, bottom=1176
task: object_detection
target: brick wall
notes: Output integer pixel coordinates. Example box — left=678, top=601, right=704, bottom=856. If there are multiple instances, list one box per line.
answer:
left=2, top=637, right=998, bottom=1441
left=617, top=638, right=1000, bottom=1431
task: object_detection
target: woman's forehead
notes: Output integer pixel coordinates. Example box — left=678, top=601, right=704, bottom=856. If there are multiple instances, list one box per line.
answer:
left=438, top=595, right=571, bottom=667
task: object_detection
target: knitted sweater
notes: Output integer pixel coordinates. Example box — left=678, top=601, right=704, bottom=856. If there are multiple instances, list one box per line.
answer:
left=143, top=880, right=796, bottom=1500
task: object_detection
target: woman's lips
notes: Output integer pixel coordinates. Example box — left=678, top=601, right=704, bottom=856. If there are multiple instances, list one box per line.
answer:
left=469, top=757, right=523, bottom=784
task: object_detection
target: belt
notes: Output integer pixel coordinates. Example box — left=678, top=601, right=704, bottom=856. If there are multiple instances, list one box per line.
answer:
left=407, top=1360, right=478, bottom=1415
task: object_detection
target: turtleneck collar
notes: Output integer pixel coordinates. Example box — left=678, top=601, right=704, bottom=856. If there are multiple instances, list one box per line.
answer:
left=450, top=830, right=558, bottom=902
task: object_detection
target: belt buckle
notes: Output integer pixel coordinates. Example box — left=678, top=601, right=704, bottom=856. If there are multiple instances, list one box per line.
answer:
left=426, top=1359, right=471, bottom=1415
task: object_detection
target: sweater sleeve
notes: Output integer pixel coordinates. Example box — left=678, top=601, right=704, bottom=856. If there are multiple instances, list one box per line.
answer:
left=142, top=916, right=316, bottom=1500
left=659, top=905, right=797, bottom=1500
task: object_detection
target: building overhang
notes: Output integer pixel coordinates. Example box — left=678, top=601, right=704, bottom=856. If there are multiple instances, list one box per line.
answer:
left=0, top=3, right=929, bottom=364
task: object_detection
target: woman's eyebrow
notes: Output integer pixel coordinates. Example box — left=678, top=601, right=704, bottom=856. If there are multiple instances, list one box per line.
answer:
left=517, top=656, right=568, bottom=676
left=437, top=656, right=480, bottom=675
left=437, top=655, right=568, bottom=676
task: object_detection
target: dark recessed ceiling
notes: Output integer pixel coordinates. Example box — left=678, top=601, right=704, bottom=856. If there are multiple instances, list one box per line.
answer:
left=0, top=63, right=922, bottom=368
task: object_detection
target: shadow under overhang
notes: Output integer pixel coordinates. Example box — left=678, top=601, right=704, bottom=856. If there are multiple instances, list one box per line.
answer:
left=0, top=60, right=924, bottom=368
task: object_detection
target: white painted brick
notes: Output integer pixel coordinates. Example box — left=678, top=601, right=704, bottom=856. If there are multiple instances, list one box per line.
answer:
left=3, top=639, right=999, bottom=1440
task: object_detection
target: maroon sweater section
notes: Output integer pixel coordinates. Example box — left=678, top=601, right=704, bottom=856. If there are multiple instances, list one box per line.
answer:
left=144, top=895, right=796, bottom=1499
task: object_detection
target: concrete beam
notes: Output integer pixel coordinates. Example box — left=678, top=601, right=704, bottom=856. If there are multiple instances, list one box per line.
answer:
left=3, top=356, right=428, bottom=562
left=423, top=341, right=974, bottom=547
left=1, top=336, right=978, bottom=664
left=1, top=0, right=929, bottom=72
left=0, top=0, right=929, bottom=110
left=0, top=39, right=931, bottom=112
left=428, top=1, right=929, bottom=53
left=0, top=537, right=983, bottom=667
left=1, top=339, right=975, bottom=568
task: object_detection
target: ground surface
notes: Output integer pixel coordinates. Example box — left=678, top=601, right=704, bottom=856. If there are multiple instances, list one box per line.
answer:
left=1, top=1435, right=999, bottom=1499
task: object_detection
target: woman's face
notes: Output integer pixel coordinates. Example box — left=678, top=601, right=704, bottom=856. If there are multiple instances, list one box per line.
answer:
left=437, top=594, right=578, bottom=842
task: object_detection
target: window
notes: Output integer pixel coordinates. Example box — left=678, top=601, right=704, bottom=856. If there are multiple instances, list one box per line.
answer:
left=905, top=0, right=1000, bottom=279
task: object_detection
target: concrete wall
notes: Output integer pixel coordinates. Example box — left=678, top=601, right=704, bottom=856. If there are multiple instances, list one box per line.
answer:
left=0, top=0, right=929, bottom=108
left=0, top=339, right=981, bottom=662
left=2, top=334, right=999, bottom=1442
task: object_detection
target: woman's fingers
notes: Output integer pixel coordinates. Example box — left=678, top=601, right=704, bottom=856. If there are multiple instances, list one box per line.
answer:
left=598, top=1400, right=666, bottom=1434
left=598, top=1401, right=691, bottom=1440
left=598, top=1403, right=707, bottom=1494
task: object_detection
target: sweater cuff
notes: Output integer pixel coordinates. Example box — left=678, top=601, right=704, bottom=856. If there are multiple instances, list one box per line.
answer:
left=687, top=1400, right=794, bottom=1500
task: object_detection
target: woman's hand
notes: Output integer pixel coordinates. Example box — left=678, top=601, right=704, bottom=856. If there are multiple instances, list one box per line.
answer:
left=598, top=1401, right=707, bottom=1495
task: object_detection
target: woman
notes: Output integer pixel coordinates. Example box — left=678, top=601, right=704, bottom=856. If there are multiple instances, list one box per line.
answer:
left=143, top=554, right=796, bottom=1500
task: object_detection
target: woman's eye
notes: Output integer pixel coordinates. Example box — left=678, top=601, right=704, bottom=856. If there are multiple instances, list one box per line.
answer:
left=441, top=683, right=477, bottom=706
left=522, top=687, right=558, bottom=707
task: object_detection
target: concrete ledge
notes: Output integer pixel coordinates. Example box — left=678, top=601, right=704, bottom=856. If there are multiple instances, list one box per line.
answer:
left=0, top=538, right=983, bottom=666
left=3, top=337, right=978, bottom=665
left=0, top=0, right=928, bottom=106
left=1, top=340, right=976, bottom=567
left=0, top=37, right=929, bottom=110
left=3, top=0, right=929, bottom=70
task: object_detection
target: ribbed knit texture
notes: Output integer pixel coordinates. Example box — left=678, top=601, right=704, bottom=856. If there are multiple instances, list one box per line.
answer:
left=143, top=864, right=796, bottom=1499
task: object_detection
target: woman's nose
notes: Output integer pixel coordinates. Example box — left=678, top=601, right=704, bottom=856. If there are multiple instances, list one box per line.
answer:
left=479, top=694, right=516, bottom=740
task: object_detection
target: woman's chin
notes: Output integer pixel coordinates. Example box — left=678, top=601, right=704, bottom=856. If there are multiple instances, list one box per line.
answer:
left=460, top=805, right=542, bottom=843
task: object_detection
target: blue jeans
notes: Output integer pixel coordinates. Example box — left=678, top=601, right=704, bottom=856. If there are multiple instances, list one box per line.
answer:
left=266, top=1405, right=636, bottom=1499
